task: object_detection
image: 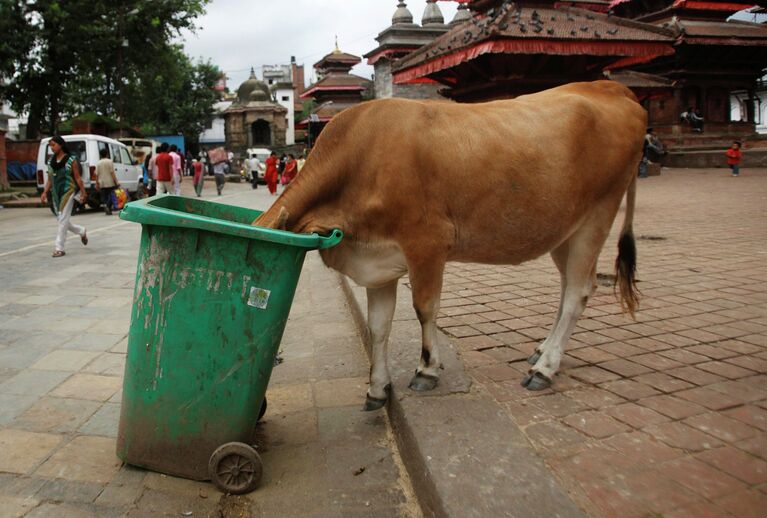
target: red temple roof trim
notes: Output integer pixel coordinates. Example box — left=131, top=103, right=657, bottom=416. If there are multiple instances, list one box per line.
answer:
left=671, top=0, right=756, bottom=10
left=603, top=53, right=667, bottom=70
left=394, top=39, right=674, bottom=84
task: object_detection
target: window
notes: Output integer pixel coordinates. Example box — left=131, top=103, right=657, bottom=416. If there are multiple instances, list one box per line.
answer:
left=111, top=144, right=122, bottom=164
left=97, top=141, right=110, bottom=160
left=46, top=140, right=87, bottom=164
left=120, top=146, right=133, bottom=165
left=281, top=96, right=289, bottom=101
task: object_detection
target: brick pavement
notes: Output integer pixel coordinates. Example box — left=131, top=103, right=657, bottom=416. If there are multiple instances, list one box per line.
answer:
left=425, top=168, right=767, bottom=517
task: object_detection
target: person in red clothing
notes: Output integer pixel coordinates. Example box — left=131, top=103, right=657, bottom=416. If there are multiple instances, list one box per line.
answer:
left=192, top=159, right=204, bottom=197
left=154, top=143, right=174, bottom=195
left=281, top=154, right=298, bottom=185
left=264, top=151, right=279, bottom=195
left=726, top=141, right=742, bottom=177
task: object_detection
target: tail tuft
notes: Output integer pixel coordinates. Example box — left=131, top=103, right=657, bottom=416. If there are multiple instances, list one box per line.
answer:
left=615, top=230, right=640, bottom=317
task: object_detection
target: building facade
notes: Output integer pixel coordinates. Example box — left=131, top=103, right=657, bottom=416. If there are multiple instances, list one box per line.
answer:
left=199, top=100, right=232, bottom=149
left=224, top=69, right=288, bottom=153
left=365, top=1, right=460, bottom=100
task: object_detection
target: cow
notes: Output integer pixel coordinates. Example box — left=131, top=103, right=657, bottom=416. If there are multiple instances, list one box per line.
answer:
left=254, top=80, right=643, bottom=410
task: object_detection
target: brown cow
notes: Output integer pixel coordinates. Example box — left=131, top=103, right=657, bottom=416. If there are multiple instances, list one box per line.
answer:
left=255, top=80, right=643, bottom=410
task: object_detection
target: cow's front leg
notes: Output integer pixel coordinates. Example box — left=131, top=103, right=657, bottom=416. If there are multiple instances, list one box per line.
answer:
left=363, top=280, right=398, bottom=411
left=407, top=257, right=446, bottom=392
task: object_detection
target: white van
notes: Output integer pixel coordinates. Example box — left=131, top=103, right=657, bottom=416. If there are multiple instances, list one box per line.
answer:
left=36, top=134, right=142, bottom=210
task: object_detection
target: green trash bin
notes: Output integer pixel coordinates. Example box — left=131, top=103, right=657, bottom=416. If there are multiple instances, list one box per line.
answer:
left=116, top=196, right=342, bottom=494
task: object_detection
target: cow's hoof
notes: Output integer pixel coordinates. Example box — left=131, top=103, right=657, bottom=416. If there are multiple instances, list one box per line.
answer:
left=527, top=350, right=542, bottom=365
left=362, top=384, right=391, bottom=412
left=521, top=371, right=552, bottom=391
left=363, top=394, right=387, bottom=412
left=409, top=372, right=438, bottom=392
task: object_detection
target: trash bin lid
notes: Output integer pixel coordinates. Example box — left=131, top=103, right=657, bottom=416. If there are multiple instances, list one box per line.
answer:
left=120, top=196, right=342, bottom=250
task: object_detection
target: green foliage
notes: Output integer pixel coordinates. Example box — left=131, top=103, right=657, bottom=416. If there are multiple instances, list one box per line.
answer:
left=297, top=100, right=317, bottom=124
left=0, top=0, right=216, bottom=142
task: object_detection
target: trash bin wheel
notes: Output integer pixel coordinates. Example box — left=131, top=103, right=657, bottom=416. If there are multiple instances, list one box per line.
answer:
left=208, top=442, right=263, bottom=495
left=258, top=397, right=267, bottom=421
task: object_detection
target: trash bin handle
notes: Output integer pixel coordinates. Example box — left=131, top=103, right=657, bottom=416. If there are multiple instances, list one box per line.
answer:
left=316, top=229, right=344, bottom=249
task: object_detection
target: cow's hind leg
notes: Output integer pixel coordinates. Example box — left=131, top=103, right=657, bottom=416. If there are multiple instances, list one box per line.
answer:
left=523, top=216, right=610, bottom=391
left=528, top=246, right=568, bottom=365
left=363, top=280, right=398, bottom=411
left=407, top=256, right=446, bottom=392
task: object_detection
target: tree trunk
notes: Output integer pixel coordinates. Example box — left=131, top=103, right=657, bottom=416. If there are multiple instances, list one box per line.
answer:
left=25, top=99, right=43, bottom=140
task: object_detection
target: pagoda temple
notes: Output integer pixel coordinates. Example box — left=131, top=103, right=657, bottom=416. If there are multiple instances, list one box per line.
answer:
left=392, top=1, right=676, bottom=101
left=298, top=44, right=373, bottom=145
left=606, top=0, right=767, bottom=148
left=385, top=0, right=766, bottom=164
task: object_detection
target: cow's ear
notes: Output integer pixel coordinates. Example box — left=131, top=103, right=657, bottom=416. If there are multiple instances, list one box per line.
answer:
left=276, top=206, right=289, bottom=230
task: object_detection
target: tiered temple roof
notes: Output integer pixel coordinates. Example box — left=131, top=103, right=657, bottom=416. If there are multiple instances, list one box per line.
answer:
left=392, top=2, right=675, bottom=99
left=299, top=46, right=372, bottom=127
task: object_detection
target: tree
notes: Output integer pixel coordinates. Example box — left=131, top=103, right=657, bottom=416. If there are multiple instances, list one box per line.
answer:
left=0, top=0, right=211, bottom=139
left=123, top=44, right=220, bottom=147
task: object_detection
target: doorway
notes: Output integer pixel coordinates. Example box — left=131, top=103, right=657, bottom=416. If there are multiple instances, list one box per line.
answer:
left=251, top=120, right=271, bottom=146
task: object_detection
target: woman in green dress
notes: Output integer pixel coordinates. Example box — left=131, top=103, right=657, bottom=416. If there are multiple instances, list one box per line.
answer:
left=40, top=136, right=88, bottom=257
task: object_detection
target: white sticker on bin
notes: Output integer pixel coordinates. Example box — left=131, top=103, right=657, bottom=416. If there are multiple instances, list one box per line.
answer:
left=248, top=287, right=271, bottom=309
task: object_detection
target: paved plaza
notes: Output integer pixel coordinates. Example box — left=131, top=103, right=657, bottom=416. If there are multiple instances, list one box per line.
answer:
left=431, top=168, right=767, bottom=517
left=0, top=167, right=765, bottom=517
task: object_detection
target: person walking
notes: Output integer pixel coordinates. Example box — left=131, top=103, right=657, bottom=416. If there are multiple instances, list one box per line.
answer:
left=265, top=151, right=279, bottom=195
left=213, top=160, right=227, bottom=195
left=40, top=136, right=88, bottom=257
left=147, top=145, right=160, bottom=197
left=169, top=144, right=182, bottom=195
left=247, top=153, right=261, bottom=189
left=296, top=153, right=306, bottom=174
left=281, top=154, right=298, bottom=185
left=192, top=159, right=204, bottom=197
left=154, top=143, right=174, bottom=195
left=185, top=150, right=194, bottom=176
left=726, top=141, right=742, bottom=177
left=95, top=147, right=120, bottom=215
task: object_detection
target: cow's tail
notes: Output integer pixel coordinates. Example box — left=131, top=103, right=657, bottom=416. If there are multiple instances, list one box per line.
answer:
left=615, top=175, right=640, bottom=317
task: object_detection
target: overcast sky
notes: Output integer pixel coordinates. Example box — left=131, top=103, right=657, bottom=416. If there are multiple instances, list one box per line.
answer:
left=180, top=0, right=459, bottom=89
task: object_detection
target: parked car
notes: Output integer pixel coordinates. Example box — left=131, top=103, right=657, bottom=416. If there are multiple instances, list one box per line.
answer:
left=245, top=147, right=271, bottom=183
left=36, top=134, right=142, bottom=213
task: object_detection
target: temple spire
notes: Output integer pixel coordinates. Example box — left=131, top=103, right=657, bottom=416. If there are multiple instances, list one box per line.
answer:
left=422, top=0, right=445, bottom=26
left=393, top=1, right=414, bottom=25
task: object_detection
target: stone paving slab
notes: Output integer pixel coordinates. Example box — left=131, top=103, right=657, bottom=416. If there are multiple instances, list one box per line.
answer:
left=0, top=184, right=419, bottom=517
